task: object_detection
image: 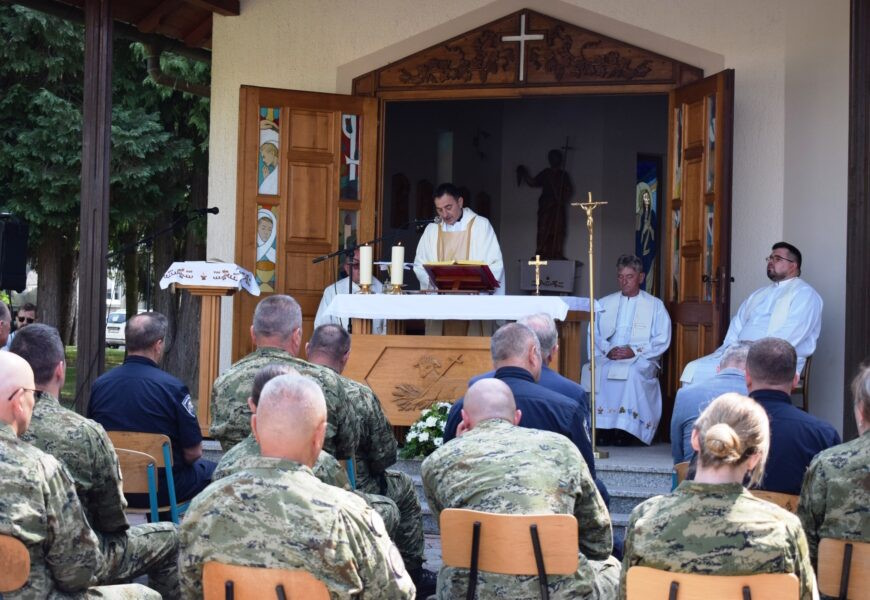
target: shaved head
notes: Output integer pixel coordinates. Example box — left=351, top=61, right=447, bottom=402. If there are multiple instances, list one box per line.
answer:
left=462, top=378, right=519, bottom=429
left=0, top=352, right=37, bottom=434
left=253, top=375, right=327, bottom=466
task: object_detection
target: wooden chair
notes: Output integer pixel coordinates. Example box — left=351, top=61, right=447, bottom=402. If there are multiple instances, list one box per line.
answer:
left=672, top=461, right=690, bottom=489
left=626, top=566, right=800, bottom=600
left=109, top=431, right=189, bottom=524
left=793, top=355, right=812, bottom=411
left=440, top=509, right=578, bottom=600
left=817, top=538, right=869, bottom=600
left=0, top=535, right=30, bottom=593
left=750, top=490, right=800, bottom=513
left=202, top=562, right=329, bottom=600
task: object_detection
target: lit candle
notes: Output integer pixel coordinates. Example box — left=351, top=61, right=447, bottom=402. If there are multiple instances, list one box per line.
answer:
left=391, top=245, right=404, bottom=285
left=359, top=245, right=373, bottom=285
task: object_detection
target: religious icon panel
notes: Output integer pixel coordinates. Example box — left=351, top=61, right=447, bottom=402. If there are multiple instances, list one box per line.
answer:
left=256, top=204, right=278, bottom=292
left=340, top=113, right=361, bottom=201
left=258, top=107, right=280, bottom=196
left=636, top=155, right=661, bottom=295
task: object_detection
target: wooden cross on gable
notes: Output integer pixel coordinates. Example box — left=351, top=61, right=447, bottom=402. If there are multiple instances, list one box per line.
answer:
left=501, top=12, right=544, bottom=82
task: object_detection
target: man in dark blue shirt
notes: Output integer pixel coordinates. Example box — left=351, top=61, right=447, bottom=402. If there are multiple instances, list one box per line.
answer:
left=89, top=312, right=215, bottom=506
left=445, top=322, right=607, bottom=504
left=469, top=313, right=590, bottom=435
left=746, top=337, right=840, bottom=494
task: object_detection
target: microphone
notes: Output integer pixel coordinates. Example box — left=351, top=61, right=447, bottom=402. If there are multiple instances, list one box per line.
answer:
left=195, top=207, right=220, bottom=215
left=409, top=217, right=441, bottom=227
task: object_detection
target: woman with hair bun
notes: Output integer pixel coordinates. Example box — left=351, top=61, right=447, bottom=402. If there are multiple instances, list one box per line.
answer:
left=619, top=393, right=817, bottom=600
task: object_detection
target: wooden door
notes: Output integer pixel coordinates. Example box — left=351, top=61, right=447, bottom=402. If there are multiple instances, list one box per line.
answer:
left=232, top=87, right=378, bottom=360
left=663, top=70, right=735, bottom=402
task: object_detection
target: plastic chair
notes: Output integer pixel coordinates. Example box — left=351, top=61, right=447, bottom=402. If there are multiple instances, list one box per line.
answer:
left=202, top=562, right=329, bottom=600
left=750, top=490, right=800, bottom=513
left=817, top=538, right=869, bottom=600
left=0, top=535, right=30, bottom=593
left=626, top=566, right=800, bottom=599
left=109, top=431, right=189, bottom=523
left=440, top=508, right=578, bottom=600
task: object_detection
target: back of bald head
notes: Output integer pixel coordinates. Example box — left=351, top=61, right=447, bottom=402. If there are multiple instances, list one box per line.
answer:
left=255, top=375, right=326, bottom=461
left=0, top=352, right=35, bottom=428
left=463, top=378, right=516, bottom=426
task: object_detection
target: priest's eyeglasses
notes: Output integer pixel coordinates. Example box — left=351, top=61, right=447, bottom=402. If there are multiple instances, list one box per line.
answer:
left=7, top=387, right=38, bottom=402
left=765, top=255, right=794, bottom=264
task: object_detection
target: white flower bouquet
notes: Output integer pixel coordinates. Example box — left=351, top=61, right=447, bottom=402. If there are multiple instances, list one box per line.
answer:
left=400, top=402, right=451, bottom=459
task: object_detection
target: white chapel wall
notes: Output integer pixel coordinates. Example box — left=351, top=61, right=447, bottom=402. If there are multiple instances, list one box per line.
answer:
left=209, top=0, right=849, bottom=432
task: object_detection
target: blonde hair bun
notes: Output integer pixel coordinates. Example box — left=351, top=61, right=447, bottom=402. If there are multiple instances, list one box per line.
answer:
left=704, top=422, right=742, bottom=461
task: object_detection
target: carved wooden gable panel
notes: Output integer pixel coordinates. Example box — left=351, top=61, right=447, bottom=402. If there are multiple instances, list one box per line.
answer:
left=353, top=9, right=702, bottom=95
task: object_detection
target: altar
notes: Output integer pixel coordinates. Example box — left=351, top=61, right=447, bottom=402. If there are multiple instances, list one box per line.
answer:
left=323, top=294, right=593, bottom=425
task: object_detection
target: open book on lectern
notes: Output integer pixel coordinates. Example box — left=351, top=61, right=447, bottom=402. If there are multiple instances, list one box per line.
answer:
left=422, top=261, right=499, bottom=293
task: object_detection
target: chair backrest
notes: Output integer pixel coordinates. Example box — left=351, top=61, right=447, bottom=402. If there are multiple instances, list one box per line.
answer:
left=440, top=509, right=579, bottom=575
left=114, top=448, right=157, bottom=495
left=107, top=431, right=174, bottom=468
left=674, top=461, right=690, bottom=485
left=202, top=562, right=330, bottom=600
left=817, top=538, right=869, bottom=600
left=0, top=535, right=30, bottom=592
left=750, top=490, right=800, bottom=513
left=626, top=566, right=800, bottom=600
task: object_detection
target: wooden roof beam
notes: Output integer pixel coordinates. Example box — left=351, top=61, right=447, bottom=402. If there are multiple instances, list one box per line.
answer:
left=183, top=14, right=212, bottom=48
left=183, top=0, right=239, bottom=17
left=138, top=0, right=180, bottom=34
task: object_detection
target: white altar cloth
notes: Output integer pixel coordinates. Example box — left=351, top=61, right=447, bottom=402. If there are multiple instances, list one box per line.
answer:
left=324, top=294, right=570, bottom=322
left=159, top=261, right=260, bottom=296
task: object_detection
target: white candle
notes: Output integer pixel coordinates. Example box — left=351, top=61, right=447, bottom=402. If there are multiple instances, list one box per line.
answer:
left=391, top=245, right=404, bottom=285
left=359, top=245, right=373, bottom=285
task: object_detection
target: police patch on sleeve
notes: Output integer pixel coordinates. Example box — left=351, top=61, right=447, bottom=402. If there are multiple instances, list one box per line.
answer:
left=181, top=394, right=196, bottom=417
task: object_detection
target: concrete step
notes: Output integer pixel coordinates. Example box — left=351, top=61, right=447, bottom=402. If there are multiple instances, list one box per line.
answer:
left=203, top=439, right=223, bottom=464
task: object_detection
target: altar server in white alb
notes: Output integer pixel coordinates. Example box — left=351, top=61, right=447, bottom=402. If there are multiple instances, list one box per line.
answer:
left=413, top=183, right=504, bottom=295
left=583, top=254, right=671, bottom=445
left=680, top=241, right=822, bottom=385
left=314, top=248, right=386, bottom=334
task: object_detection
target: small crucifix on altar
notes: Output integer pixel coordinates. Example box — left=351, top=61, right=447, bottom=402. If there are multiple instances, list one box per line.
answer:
left=528, top=254, right=548, bottom=295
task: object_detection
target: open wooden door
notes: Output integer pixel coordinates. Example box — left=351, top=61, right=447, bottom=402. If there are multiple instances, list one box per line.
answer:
left=662, top=70, right=735, bottom=404
left=232, top=87, right=378, bottom=361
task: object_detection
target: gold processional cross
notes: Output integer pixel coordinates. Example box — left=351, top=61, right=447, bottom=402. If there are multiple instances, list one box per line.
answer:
left=528, top=254, right=548, bottom=295
left=571, top=192, right=608, bottom=459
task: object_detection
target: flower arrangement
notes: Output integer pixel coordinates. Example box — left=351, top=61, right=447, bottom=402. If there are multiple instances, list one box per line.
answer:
left=400, top=402, right=451, bottom=459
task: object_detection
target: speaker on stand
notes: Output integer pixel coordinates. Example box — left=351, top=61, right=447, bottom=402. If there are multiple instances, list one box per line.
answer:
left=0, top=214, right=28, bottom=293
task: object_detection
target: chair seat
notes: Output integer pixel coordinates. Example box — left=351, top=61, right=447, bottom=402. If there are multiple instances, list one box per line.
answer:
left=626, top=566, right=800, bottom=600
left=0, top=535, right=30, bottom=592
left=202, top=562, right=329, bottom=599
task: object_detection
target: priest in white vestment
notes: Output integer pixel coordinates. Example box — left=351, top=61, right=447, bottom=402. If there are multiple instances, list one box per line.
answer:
left=582, top=254, right=671, bottom=444
left=314, top=249, right=386, bottom=334
left=680, top=241, right=822, bottom=385
left=413, top=183, right=504, bottom=335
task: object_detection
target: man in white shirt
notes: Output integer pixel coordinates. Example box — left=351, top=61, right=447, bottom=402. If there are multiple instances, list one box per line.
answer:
left=582, top=255, right=671, bottom=445
left=413, top=183, right=504, bottom=335
left=680, top=241, right=822, bottom=385
left=314, top=249, right=386, bottom=334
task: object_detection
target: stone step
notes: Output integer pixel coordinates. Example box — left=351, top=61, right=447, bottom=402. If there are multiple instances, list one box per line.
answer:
left=203, top=439, right=223, bottom=464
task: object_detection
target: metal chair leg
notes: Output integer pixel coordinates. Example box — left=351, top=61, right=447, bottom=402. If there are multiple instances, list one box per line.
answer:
left=275, top=583, right=287, bottom=600
left=224, top=580, right=234, bottom=600
left=742, top=585, right=752, bottom=600
left=466, top=521, right=481, bottom=600
left=668, top=581, right=679, bottom=600
left=529, top=524, right=549, bottom=600
left=838, top=542, right=853, bottom=600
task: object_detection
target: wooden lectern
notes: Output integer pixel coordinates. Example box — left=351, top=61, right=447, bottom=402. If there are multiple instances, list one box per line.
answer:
left=423, top=262, right=499, bottom=292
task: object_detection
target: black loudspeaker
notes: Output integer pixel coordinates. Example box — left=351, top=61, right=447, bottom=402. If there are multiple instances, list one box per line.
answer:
left=0, top=217, right=28, bottom=292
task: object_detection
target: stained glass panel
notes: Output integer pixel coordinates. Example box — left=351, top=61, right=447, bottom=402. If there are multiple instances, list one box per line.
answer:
left=672, top=207, right=681, bottom=300
left=673, top=106, right=683, bottom=198
left=255, top=204, right=278, bottom=292
left=704, top=203, right=714, bottom=301
left=340, top=114, right=361, bottom=200
left=258, top=107, right=280, bottom=196
left=705, top=94, right=716, bottom=193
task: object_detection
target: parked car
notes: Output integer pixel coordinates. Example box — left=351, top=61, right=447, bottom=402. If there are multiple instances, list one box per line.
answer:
left=105, top=311, right=127, bottom=348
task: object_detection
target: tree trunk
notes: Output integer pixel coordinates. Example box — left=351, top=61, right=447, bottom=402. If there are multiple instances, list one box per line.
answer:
left=120, top=229, right=139, bottom=320
left=34, top=228, right=79, bottom=345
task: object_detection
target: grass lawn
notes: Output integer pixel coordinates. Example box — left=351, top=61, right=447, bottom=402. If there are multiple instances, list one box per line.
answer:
left=61, top=346, right=126, bottom=408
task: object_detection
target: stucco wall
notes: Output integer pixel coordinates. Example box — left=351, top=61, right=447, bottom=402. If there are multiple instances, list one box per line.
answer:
left=209, top=0, right=849, bottom=431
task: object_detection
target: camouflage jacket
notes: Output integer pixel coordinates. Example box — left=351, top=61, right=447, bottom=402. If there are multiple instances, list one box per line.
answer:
left=0, top=423, right=102, bottom=598
left=213, top=433, right=350, bottom=488
left=421, top=418, right=612, bottom=599
left=209, top=347, right=359, bottom=457
left=621, top=481, right=817, bottom=600
left=343, top=378, right=397, bottom=489
left=797, top=430, right=870, bottom=568
left=20, top=392, right=129, bottom=534
left=178, top=455, right=415, bottom=599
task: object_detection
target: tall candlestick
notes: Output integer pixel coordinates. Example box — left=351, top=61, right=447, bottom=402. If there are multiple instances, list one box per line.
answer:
left=390, top=245, right=404, bottom=285
left=359, top=245, right=373, bottom=286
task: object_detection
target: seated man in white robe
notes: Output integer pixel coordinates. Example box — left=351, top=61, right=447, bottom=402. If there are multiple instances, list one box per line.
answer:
left=582, top=254, right=671, bottom=445
left=680, top=241, right=822, bottom=385
left=314, top=248, right=386, bottom=334
left=413, top=183, right=504, bottom=335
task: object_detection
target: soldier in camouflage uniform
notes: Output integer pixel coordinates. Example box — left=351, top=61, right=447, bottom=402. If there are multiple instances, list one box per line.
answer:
left=210, top=295, right=359, bottom=457
left=0, top=352, right=159, bottom=599
left=422, top=378, right=620, bottom=599
left=180, top=374, right=415, bottom=599
left=306, top=324, right=426, bottom=580
left=212, top=363, right=401, bottom=535
left=11, top=325, right=179, bottom=599
left=798, top=364, right=870, bottom=571
left=621, top=393, right=816, bottom=600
